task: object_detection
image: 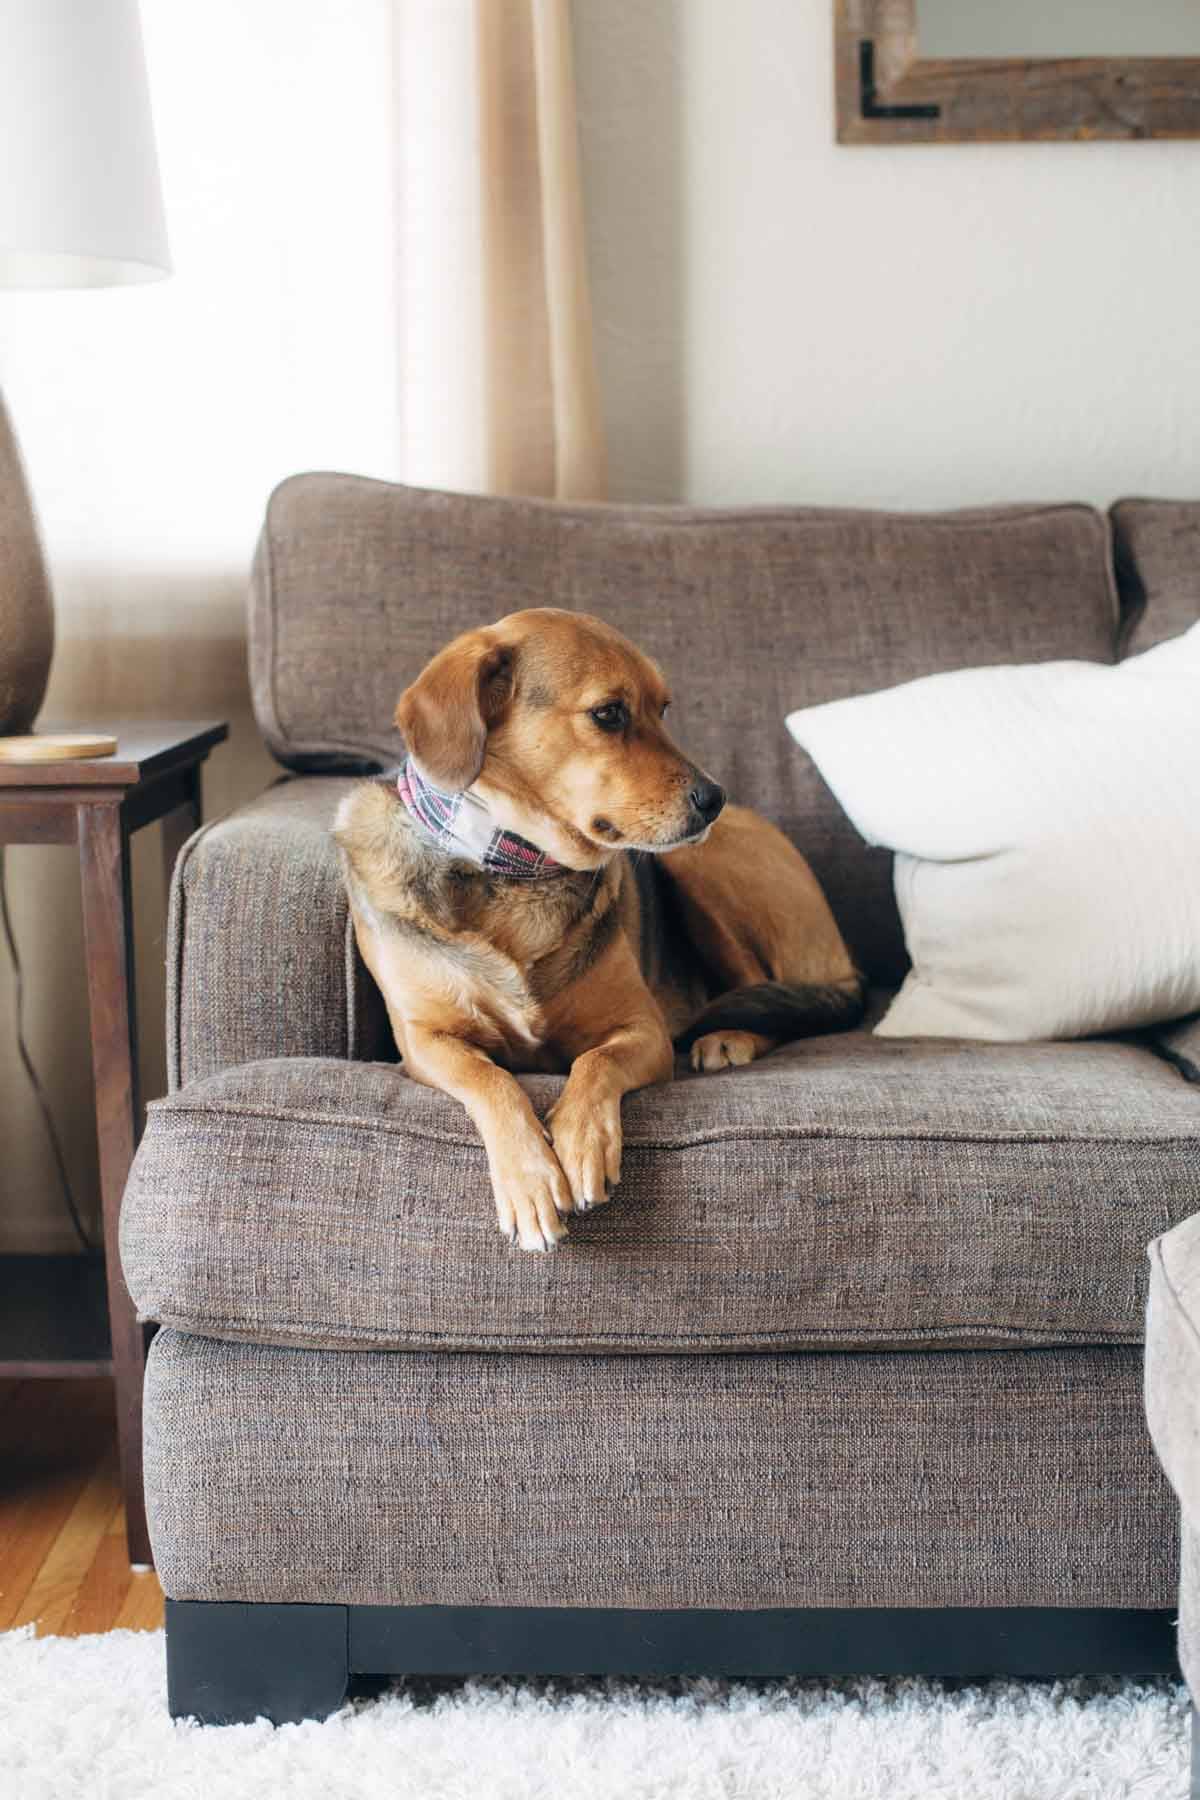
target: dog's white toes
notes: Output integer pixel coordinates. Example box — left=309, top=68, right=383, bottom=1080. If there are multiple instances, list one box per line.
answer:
left=496, top=1189, right=568, bottom=1251
left=492, top=1129, right=573, bottom=1248
left=566, top=1176, right=611, bottom=1214
left=512, top=1215, right=564, bottom=1252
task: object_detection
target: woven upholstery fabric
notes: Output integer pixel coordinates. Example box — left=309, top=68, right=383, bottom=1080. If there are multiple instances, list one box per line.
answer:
left=120, top=1017, right=1200, bottom=1356
left=1112, top=498, right=1200, bottom=654
left=168, top=775, right=389, bottom=1089
left=143, top=1331, right=1174, bottom=1609
left=250, top=479, right=1118, bottom=981
left=1145, top=1211, right=1200, bottom=1531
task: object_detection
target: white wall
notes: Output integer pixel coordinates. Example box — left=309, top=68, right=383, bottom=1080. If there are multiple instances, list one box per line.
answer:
left=3, top=0, right=1199, bottom=1248
left=575, top=0, right=1200, bottom=509
left=0, top=0, right=398, bottom=1249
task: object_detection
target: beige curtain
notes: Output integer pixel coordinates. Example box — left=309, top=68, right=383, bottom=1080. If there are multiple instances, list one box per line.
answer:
left=394, top=2, right=605, bottom=501
left=477, top=0, right=606, bottom=500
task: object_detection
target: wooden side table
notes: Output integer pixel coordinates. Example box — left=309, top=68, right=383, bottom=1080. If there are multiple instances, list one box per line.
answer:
left=0, top=721, right=228, bottom=1563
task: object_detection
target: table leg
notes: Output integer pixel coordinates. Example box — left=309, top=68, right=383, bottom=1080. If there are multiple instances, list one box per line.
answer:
left=77, top=799, right=150, bottom=1565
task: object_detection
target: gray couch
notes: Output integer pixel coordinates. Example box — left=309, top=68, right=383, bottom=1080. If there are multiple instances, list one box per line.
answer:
left=120, top=480, right=1200, bottom=1725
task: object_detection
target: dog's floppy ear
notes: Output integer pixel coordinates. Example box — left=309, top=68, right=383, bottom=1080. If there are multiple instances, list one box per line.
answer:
left=394, top=630, right=514, bottom=792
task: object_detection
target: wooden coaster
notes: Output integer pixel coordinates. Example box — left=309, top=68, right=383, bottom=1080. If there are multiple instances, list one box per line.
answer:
left=0, top=732, right=118, bottom=763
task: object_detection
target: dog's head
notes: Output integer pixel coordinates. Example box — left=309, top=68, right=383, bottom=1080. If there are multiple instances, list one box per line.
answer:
left=395, top=608, right=725, bottom=869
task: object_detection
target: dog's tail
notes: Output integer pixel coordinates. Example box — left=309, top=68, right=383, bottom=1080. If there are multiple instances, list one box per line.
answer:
left=674, top=976, right=866, bottom=1051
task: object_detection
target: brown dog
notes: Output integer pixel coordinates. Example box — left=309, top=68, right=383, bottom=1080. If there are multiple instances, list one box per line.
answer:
left=335, top=608, right=862, bottom=1251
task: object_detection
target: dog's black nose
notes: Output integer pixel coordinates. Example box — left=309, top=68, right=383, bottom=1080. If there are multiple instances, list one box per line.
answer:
left=689, top=777, right=726, bottom=827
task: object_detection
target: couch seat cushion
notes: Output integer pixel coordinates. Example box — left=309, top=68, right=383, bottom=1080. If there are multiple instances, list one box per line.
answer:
left=120, top=1002, right=1200, bottom=1356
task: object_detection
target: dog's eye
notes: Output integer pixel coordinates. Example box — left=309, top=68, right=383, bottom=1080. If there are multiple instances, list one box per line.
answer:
left=590, top=701, right=627, bottom=732
left=660, top=701, right=670, bottom=718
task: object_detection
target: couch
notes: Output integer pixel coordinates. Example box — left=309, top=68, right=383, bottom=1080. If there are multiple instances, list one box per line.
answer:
left=119, top=480, right=1200, bottom=1726
left=1146, top=1208, right=1200, bottom=1795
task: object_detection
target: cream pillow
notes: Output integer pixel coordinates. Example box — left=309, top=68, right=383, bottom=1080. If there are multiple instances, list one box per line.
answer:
left=786, top=624, right=1200, bottom=1041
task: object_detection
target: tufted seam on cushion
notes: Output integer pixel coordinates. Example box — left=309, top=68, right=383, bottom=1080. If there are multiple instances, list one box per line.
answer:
left=141, top=1092, right=1200, bottom=1153
left=263, top=475, right=1108, bottom=533
left=133, top=1308, right=1143, bottom=1353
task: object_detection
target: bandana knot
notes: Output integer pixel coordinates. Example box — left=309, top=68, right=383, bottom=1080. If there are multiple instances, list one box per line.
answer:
left=396, top=757, right=566, bottom=882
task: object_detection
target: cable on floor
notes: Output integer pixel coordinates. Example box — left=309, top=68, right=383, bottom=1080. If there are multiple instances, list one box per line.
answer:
left=0, top=844, right=98, bottom=1257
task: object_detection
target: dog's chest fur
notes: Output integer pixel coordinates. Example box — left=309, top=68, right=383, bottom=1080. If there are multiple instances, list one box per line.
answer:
left=335, top=781, right=625, bottom=1068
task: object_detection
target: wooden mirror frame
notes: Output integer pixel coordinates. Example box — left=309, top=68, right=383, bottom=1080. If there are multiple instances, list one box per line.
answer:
left=835, top=0, right=1200, bottom=143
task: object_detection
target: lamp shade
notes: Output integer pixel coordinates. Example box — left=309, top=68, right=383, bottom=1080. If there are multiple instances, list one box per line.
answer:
left=0, top=0, right=170, bottom=288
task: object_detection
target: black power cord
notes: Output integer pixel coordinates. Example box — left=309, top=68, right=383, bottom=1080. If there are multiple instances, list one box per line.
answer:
left=0, top=844, right=99, bottom=1257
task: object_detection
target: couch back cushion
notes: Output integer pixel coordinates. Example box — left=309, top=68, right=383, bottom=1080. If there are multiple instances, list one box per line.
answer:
left=1112, top=499, right=1200, bottom=655
left=251, top=478, right=1118, bottom=980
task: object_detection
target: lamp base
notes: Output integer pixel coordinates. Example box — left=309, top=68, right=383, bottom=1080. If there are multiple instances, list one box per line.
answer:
left=0, top=387, right=54, bottom=736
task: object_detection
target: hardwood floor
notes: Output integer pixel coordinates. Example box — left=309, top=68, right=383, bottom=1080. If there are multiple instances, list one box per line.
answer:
left=0, top=1377, right=163, bottom=1635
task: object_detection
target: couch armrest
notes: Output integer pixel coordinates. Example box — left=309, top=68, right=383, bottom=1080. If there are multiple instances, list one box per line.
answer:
left=168, top=776, right=388, bottom=1088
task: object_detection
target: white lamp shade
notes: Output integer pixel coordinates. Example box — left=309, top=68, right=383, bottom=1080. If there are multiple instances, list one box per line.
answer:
left=0, top=0, right=170, bottom=288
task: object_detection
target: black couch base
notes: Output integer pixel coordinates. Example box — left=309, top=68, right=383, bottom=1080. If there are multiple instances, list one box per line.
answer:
left=164, top=1601, right=1180, bottom=1726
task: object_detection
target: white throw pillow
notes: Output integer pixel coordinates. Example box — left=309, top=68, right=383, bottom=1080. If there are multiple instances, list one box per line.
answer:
left=786, top=624, right=1200, bottom=1041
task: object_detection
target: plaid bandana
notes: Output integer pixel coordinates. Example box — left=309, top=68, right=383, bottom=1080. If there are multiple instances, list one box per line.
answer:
left=396, top=757, right=566, bottom=881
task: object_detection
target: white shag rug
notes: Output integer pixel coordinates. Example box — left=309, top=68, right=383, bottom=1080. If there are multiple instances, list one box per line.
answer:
left=0, top=1627, right=1189, bottom=1800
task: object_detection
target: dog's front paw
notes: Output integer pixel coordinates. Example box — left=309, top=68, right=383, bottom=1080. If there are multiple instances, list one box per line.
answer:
left=546, top=1095, right=622, bottom=1215
left=489, top=1131, right=572, bottom=1252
